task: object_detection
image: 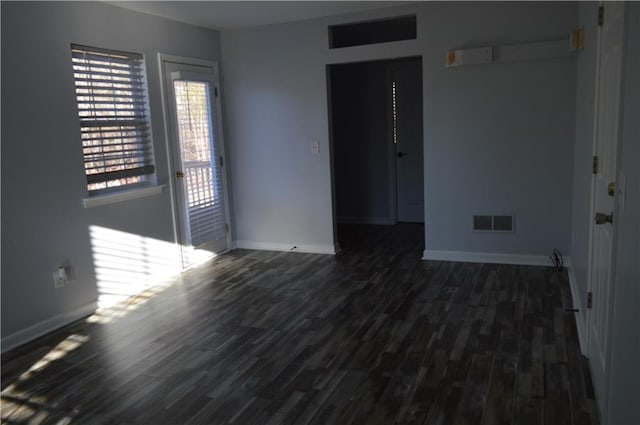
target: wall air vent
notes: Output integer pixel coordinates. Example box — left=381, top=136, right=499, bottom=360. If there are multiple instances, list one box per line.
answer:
left=473, top=215, right=514, bottom=232
left=329, top=15, right=417, bottom=49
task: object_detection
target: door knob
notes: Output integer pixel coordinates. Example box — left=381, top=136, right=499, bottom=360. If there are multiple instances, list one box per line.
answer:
left=397, top=152, right=407, bottom=158
left=595, top=212, right=613, bottom=225
left=176, top=171, right=185, bottom=178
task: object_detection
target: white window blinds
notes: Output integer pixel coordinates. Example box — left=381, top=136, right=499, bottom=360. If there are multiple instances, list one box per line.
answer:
left=71, top=44, right=155, bottom=193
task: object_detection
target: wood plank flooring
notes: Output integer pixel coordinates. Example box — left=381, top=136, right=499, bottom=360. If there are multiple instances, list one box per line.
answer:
left=1, top=224, right=599, bottom=424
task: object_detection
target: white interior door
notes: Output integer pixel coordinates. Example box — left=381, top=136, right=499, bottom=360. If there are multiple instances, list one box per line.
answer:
left=587, top=2, right=626, bottom=417
left=392, top=59, right=424, bottom=223
left=162, top=59, right=229, bottom=268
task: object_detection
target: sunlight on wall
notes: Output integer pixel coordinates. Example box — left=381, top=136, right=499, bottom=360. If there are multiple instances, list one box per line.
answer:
left=89, top=225, right=215, bottom=311
left=22, top=334, right=88, bottom=380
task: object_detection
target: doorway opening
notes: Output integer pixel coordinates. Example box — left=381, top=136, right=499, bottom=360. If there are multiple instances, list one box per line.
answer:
left=327, top=57, right=424, bottom=252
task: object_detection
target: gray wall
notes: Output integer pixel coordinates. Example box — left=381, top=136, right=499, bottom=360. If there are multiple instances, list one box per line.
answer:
left=221, top=1, right=577, bottom=256
left=221, top=17, right=336, bottom=251
left=422, top=3, right=576, bottom=256
left=1, top=2, right=221, bottom=346
left=570, top=1, right=599, bottom=341
left=606, top=3, right=640, bottom=423
left=331, top=61, right=392, bottom=224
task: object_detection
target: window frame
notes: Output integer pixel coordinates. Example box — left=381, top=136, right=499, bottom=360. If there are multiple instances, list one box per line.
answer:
left=71, top=44, right=157, bottom=197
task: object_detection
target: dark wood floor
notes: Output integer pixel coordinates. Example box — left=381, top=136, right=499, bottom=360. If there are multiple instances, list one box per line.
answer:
left=1, top=224, right=598, bottom=425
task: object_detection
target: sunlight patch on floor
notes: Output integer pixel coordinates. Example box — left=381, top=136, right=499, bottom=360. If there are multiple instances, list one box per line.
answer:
left=1, top=229, right=220, bottom=423
left=21, top=334, right=89, bottom=378
left=1, top=334, right=88, bottom=423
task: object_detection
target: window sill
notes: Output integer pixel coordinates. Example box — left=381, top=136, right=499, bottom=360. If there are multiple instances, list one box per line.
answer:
left=83, top=185, right=165, bottom=208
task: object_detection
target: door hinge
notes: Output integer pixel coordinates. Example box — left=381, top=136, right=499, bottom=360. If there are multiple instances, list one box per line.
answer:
left=224, top=223, right=229, bottom=233
left=570, top=28, right=585, bottom=50
left=598, top=5, right=604, bottom=26
left=219, top=156, right=224, bottom=168
left=214, top=86, right=219, bottom=97
left=592, top=156, right=598, bottom=174
left=587, top=291, right=593, bottom=309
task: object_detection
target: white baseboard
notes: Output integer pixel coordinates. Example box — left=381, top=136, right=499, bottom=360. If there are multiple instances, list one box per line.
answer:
left=422, top=249, right=551, bottom=266
left=337, top=216, right=394, bottom=225
left=565, top=257, right=587, bottom=355
left=1, top=302, right=97, bottom=353
left=235, top=240, right=336, bottom=255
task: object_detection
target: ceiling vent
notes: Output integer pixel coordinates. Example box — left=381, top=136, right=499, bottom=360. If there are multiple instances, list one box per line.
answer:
left=473, top=215, right=514, bottom=232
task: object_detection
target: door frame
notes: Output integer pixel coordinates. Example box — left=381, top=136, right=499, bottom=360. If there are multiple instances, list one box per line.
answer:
left=157, top=53, right=232, bottom=264
left=584, top=1, right=627, bottom=420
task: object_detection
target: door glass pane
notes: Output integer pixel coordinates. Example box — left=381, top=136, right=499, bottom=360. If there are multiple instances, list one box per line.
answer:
left=173, top=80, right=224, bottom=246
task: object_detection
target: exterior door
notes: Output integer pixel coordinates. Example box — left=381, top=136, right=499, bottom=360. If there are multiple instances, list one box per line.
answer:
left=392, top=59, right=424, bottom=223
left=587, top=1, right=626, bottom=417
left=162, top=59, right=229, bottom=268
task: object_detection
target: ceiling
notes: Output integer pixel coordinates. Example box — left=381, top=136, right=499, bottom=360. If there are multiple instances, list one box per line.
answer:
left=107, top=1, right=413, bottom=31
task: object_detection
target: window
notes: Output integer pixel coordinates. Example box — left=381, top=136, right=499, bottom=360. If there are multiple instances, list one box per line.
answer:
left=71, top=44, right=155, bottom=194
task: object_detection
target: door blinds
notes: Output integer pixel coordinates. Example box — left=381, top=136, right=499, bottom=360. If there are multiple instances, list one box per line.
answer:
left=173, top=79, right=226, bottom=246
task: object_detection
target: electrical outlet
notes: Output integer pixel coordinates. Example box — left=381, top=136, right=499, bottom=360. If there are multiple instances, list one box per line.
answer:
left=53, top=266, right=67, bottom=288
left=311, top=140, right=319, bottom=155
left=53, top=272, right=65, bottom=288
left=60, top=260, right=75, bottom=283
